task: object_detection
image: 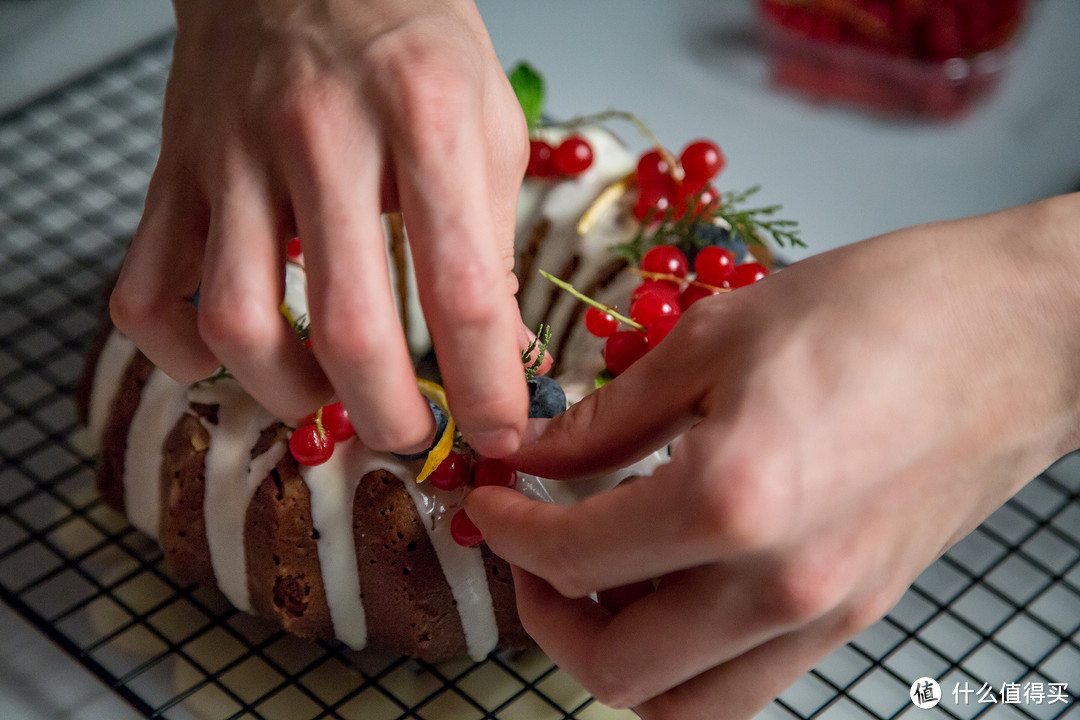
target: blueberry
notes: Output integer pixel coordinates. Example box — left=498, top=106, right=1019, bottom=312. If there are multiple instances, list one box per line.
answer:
left=527, top=375, right=567, bottom=419
left=692, top=223, right=748, bottom=264
left=392, top=398, right=449, bottom=460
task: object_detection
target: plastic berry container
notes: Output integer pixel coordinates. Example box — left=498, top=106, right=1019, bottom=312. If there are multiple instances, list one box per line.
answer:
left=758, top=0, right=1030, bottom=121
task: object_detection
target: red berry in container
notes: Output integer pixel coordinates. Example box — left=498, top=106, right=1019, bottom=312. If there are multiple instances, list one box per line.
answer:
left=603, top=330, right=649, bottom=376
left=584, top=306, right=619, bottom=337
left=553, top=135, right=594, bottom=175
left=320, top=402, right=355, bottom=442
left=678, top=283, right=721, bottom=310
left=450, top=509, right=484, bottom=547
left=729, top=262, right=769, bottom=289
left=679, top=140, right=725, bottom=187
left=428, top=451, right=471, bottom=492
left=646, top=315, right=680, bottom=347
left=631, top=290, right=680, bottom=327
left=527, top=139, right=557, bottom=177
left=641, top=244, right=689, bottom=279
left=694, top=246, right=736, bottom=285
left=290, top=424, right=335, bottom=466
left=473, top=458, right=518, bottom=489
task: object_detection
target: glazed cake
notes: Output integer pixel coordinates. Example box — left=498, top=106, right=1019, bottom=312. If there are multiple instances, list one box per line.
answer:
left=78, top=119, right=782, bottom=662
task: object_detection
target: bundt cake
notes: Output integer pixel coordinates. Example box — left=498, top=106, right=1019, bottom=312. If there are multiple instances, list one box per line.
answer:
left=78, top=97, right=795, bottom=661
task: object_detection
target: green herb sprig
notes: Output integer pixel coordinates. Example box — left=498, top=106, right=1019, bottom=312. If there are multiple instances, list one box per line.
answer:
left=522, top=323, right=552, bottom=381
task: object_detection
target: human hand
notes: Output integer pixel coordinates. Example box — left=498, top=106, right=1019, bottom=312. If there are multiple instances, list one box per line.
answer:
left=467, top=195, right=1080, bottom=717
left=109, top=0, right=530, bottom=456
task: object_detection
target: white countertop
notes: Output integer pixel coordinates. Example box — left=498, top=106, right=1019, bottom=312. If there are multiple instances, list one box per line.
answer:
left=1, top=1, right=1077, bottom=718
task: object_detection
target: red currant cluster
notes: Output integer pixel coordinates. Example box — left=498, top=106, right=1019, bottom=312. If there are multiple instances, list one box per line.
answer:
left=586, top=243, right=768, bottom=377
left=761, top=0, right=1026, bottom=60
left=289, top=402, right=354, bottom=466
left=526, top=135, right=595, bottom=178
left=424, top=452, right=518, bottom=547
left=632, top=139, right=725, bottom=223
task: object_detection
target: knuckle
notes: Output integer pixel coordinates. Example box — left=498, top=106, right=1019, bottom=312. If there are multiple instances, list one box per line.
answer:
left=690, top=461, right=786, bottom=554
left=764, top=555, right=850, bottom=626
left=429, top=266, right=501, bottom=328
left=196, top=294, right=276, bottom=354
left=586, top=668, right=648, bottom=710
left=537, top=535, right=594, bottom=599
left=109, top=281, right=156, bottom=334
left=367, top=34, right=474, bottom=152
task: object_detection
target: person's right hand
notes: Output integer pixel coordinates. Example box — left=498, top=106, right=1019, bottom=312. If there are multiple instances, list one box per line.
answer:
left=109, top=0, right=531, bottom=457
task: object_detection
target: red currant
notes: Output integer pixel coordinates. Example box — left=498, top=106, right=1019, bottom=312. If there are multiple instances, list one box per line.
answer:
left=286, top=237, right=303, bottom=261
left=630, top=290, right=680, bottom=327
left=552, top=135, right=594, bottom=175
left=641, top=245, right=689, bottom=280
left=428, top=451, right=471, bottom=492
left=584, top=306, right=619, bottom=338
left=603, top=330, right=649, bottom=376
left=290, top=424, right=335, bottom=466
left=472, top=458, right=518, bottom=489
left=632, top=188, right=671, bottom=223
left=646, top=315, right=680, bottom=347
left=680, top=140, right=725, bottom=185
left=450, top=509, right=484, bottom=547
left=729, top=262, right=769, bottom=288
left=678, top=283, right=721, bottom=310
left=527, top=139, right=557, bottom=177
left=635, top=149, right=671, bottom=192
left=631, top=280, right=679, bottom=306
left=694, top=246, right=736, bottom=286
left=320, top=402, right=355, bottom=442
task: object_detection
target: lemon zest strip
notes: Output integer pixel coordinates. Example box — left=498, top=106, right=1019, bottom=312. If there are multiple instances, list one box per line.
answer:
left=416, top=379, right=455, bottom=482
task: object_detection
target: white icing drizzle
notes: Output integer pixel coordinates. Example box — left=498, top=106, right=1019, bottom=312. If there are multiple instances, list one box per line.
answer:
left=86, top=330, right=137, bottom=447
left=302, top=438, right=373, bottom=650
left=122, top=369, right=189, bottom=541
left=398, top=472, right=499, bottom=661
left=189, top=379, right=281, bottom=612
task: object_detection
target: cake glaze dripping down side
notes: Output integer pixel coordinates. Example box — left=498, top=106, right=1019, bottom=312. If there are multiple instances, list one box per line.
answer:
left=123, top=368, right=189, bottom=541
left=87, top=331, right=137, bottom=447
left=189, top=379, right=283, bottom=612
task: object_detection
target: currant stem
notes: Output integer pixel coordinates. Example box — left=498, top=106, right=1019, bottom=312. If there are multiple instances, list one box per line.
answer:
left=547, top=110, right=683, bottom=180
left=539, top=269, right=645, bottom=331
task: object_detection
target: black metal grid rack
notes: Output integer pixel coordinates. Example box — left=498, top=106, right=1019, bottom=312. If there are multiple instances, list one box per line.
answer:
left=1, top=36, right=1078, bottom=720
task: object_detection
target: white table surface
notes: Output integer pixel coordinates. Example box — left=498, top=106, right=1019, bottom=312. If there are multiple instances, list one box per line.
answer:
left=1, top=1, right=1077, bottom=718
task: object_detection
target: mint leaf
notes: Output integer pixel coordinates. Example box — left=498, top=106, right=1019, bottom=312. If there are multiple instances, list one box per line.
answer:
left=508, top=62, right=545, bottom=132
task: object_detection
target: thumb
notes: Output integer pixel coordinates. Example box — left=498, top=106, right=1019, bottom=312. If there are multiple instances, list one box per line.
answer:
left=508, top=335, right=706, bottom=479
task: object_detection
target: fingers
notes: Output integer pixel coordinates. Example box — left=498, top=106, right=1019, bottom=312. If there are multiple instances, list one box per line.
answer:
left=196, top=157, right=333, bottom=421
left=387, top=68, right=527, bottom=458
left=506, top=337, right=708, bottom=479
left=635, top=615, right=849, bottom=720
left=281, top=99, right=436, bottom=453
left=514, top=565, right=854, bottom=718
left=110, top=170, right=218, bottom=383
left=468, top=454, right=725, bottom=597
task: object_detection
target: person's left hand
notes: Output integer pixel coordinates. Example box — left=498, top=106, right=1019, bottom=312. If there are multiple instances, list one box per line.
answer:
left=466, top=196, right=1080, bottom=718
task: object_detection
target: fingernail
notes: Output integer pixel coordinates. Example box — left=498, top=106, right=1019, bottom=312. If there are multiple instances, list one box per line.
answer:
left=521, top=418, right=551, bottom=446
left=469, top=428, right=521, bottom=458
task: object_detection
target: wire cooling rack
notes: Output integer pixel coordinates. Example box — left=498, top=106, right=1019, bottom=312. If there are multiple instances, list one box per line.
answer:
left=1, top=36, right=1077, bottom=720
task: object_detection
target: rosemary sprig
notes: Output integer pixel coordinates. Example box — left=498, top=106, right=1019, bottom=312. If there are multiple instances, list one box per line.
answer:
left=522, top=324, right=552, bottom=381
left=611, top=185, right=804, bottom=265
left=716, top=185, right=805, bottom=251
